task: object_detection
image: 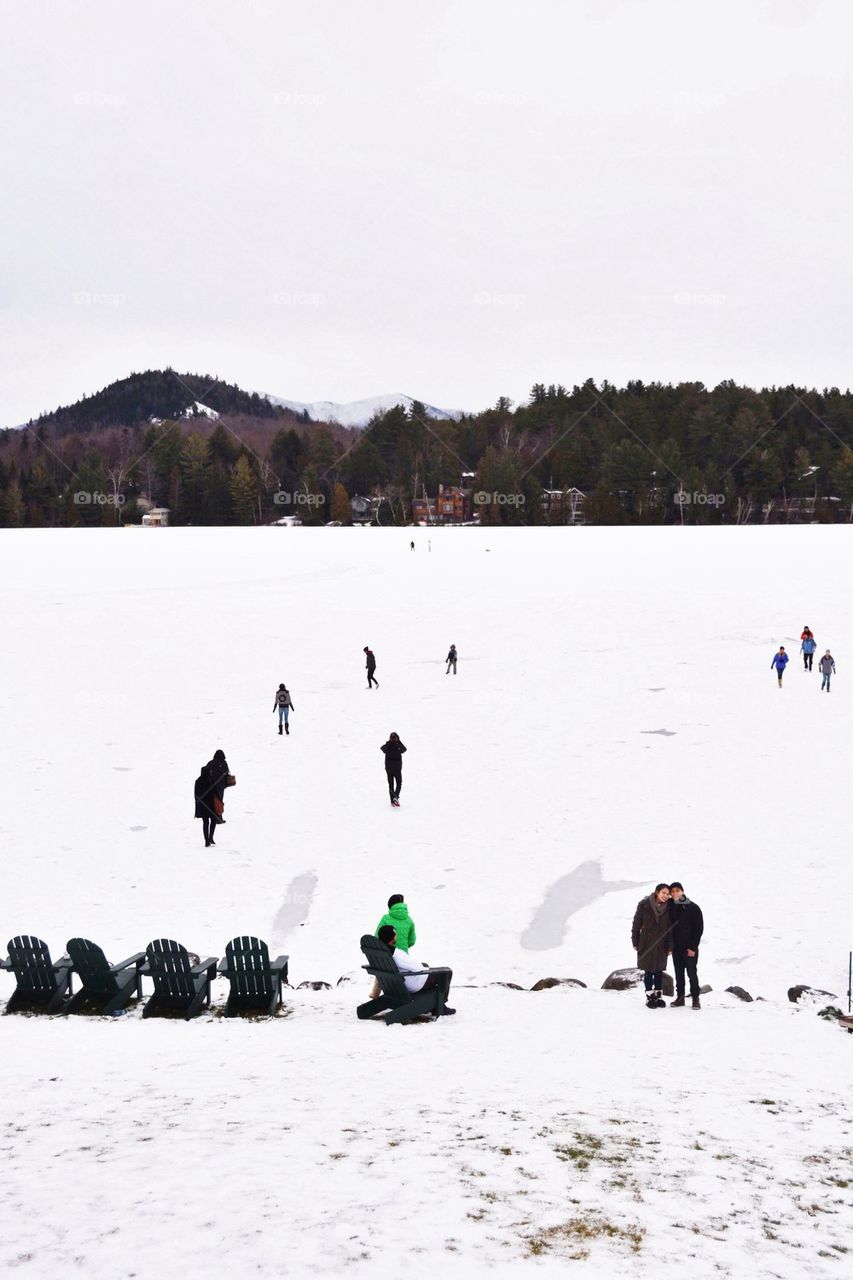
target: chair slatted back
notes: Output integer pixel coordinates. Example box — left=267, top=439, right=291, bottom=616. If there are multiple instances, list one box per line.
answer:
left=146, top=939, right=195, bottom=998
left=67, top=938, right=117, bottom=996
left=7, top=936, right=57, bottom=996
left=225, top=936, right=273, bottom=1001
left=360, top=935, right=410, bottom=1004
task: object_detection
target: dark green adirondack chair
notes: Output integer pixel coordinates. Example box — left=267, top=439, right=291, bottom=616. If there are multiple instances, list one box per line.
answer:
left=2, top=935, right=72, bottom=1015
left=357, top=934, right=449, bottom=1024
left=142, top=939, right=218, bottom=1020
left=64, top=938, right=146, bottom=1016
left=217, top=936, right=289, bottom=1016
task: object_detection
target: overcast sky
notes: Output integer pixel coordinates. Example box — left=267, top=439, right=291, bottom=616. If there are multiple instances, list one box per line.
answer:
left=1, top=0, right=850, bottom=425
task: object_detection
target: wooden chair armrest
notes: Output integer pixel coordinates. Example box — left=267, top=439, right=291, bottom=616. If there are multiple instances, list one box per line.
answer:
left=192, top=957, right=218, bottom=977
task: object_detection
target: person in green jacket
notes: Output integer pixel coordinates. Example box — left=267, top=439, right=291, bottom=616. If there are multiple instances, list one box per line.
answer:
left=375, top=894, right=416, bottom=952
left=370, top=894, right=417, bottom=997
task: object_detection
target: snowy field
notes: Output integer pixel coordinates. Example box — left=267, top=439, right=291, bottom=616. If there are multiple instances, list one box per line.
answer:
left=0, top=527, right=850, bottom=1279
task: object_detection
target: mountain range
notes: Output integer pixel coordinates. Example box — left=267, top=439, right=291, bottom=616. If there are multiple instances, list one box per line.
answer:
left=261, top=391, right=461, bottom=427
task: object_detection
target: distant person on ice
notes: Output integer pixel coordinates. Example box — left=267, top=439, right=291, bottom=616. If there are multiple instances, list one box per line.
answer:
left=369, top=893, right=417, bottom=998
left=819, top=650, right=836, bottom=692
left=381, top=732, right=406, bottom=806
left=631, top=884, right=671, bottom=1009
left=273, top=683, right=294, bottom=734
left=771, top=646, right=789, bottom=687
left=364, top=646, right=379, bottom=689
left=800, top=627, right=816, bottom=671
left=376, top=924, right=455, bottom=1015
left=668, top=882, right=704, bottom=1009
left=446, top=643, right=457, bottom=675
left=194, top=749, right=233, bottom=847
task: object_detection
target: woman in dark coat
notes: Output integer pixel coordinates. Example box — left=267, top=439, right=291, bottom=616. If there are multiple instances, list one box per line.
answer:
left=631, top=884, right=672, bottom=1009
left=194, top=749, right=231, bottom=847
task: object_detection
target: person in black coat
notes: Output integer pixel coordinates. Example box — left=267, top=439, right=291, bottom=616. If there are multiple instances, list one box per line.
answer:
left=364, top=646, right=379, bottom=688
left=194, top=749, right=231, bottom=847
left=668, top=882, right=704, bottom=1008
left=380, top=732, right=406, bottom=806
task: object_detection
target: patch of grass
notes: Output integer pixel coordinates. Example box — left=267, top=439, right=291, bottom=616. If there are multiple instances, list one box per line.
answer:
left=554, top=1132, right=604, bottom=1170
left=525, top=1217, right=644, bottom=1258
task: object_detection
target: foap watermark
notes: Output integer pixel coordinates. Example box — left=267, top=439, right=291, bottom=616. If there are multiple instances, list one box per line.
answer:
left=273, top=491, right=326, bottom=507
left=473, top=290, right=525, bottom=308
left=73, top=290, right=125, bottom=307
left=272, top=290, right=325, bottom=307
left=674, top=490, right=725, bottom=508
left=73, top=491, right=126, bottom=507
left=474, top=491, right=526, bottom=507
left=272, top=90, right=326, bottom=107
left=72, top=90, right=126, bottom=109
left=472, top=90, right=526, bottom=107
left=673, top=290, right=726, bottom=307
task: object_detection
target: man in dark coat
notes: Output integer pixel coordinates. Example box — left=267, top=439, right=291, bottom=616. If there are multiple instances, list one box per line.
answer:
left=669, top=882, right=704, bottom=1009
left=631, top=884, right=672, bottom=1008
left=380, top=732, right=406, bottom=806
left=364, top=646, right=379, bottom=689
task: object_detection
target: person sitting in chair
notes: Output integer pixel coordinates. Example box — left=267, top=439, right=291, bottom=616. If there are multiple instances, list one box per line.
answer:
left=376, top=924, right=455, bottom=1015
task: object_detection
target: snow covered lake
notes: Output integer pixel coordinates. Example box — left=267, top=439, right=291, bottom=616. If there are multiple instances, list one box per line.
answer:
left=0, top=527, right=850, bottom=1278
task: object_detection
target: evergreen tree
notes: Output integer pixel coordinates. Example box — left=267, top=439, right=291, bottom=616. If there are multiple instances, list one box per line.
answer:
left=230, top=455, right=259, bottom=525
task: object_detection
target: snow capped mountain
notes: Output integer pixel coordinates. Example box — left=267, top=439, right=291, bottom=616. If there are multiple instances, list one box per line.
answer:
left=261, top=391, right=461, bottom=427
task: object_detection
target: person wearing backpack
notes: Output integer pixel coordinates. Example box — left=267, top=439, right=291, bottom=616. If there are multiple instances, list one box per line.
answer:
left=273, top=683, right=295, bottom=734
left=819, top=650, right=836, bottom=692
left=800, top=627, right=816, bottom=671
left=364, top=646, right=379, bottom=689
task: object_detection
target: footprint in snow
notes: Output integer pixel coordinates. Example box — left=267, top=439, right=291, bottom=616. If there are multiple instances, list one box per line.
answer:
left=641, top=729, right=677, bottom=736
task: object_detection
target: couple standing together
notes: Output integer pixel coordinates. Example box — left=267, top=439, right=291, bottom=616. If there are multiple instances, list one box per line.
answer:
left=631, top=882, right=704, bottom=1010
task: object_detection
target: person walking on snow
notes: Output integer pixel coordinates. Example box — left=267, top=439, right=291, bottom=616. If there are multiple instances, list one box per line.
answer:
left=819, top=650, right=836, bottom=692
left=446, top=643, right=457, bottom=675
left=194, top=748, right=233, bottom=847
left=364, top=646, right=379, bottom=689
left=273, top=683, right=294, bottom=734
left=800, top=627, right=816, bottom=671
left=668, top=882, right=704, bottom=1009
left=381, top=732, right=406, bottom=806
left=771, top=646, right=789, bottom=687
left=631, top=884, right=672, bottom=1009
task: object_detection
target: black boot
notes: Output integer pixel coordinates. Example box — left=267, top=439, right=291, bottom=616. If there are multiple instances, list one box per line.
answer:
left=285, top=723, right=289, bottom=734
left=279, top=723, right=283, bottom=734
left=645, top=992, right=656, bottom=1009
left=653, top=991, right=666, bottom=1008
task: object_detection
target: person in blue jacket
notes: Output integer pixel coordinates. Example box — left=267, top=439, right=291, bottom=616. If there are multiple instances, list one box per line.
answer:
left=800, top=627, right=816, bottom=671
left=771, top=646, right=789, bottom=687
